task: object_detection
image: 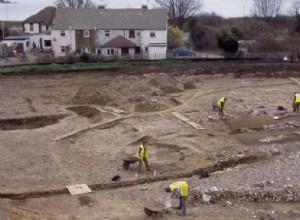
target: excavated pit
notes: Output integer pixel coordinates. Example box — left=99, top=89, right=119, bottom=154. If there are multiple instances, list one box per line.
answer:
left=66, top=106, right=103, bottom=123
left=0, top=114, right=67, bottom=130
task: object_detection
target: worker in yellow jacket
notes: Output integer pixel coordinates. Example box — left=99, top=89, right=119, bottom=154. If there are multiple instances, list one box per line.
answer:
left=216, top=97, right=227, bottom=119
left=292, top=92, right=300, bottom=113
left=137, top=141, right=151, bottom=173
left=165, top=181, right=188, bottom=216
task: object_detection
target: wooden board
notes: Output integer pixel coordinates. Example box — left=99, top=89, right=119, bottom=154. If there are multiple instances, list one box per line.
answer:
left=171, top=112, right=205, bottom=130
left=66, top=184, right=92, bottom=195
left=289, top=77, right=300, bottom=86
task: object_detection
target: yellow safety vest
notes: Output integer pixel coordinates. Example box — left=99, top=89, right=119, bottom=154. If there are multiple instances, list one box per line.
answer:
left=169, top=181, right=188, bottom=197
left=138, top=144, right=149, bottom=159
left=217, top=97, right=225, bottom=109
left=295, top=94, right=300, bottom=103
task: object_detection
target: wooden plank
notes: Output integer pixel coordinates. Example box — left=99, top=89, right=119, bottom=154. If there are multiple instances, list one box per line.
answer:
left=52, top=117, right=122, bottom=141
left=289, top=77, right=300, bottom=86
left=66, top=184, right=92, bottom=195
left=171, top=112, right=205, bottom=130
left=103, top=106, right=125, bottom=114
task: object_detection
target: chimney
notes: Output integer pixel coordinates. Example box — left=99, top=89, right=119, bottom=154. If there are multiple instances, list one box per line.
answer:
left=142, top=5, right=148, bottom=9
left=98, top=5, right=105, bottom=9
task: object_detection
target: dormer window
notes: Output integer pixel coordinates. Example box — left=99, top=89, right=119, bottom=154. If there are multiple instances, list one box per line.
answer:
left=60, top=30, right=66, bottom=37
left=105, top=30, right=110, bottom=37
left=150, top=31, right=156, bottom=38
left=84, top=30, right=90, bottom=38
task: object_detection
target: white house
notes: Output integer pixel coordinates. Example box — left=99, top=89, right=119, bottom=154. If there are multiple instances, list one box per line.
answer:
left=51, top=6, right=168, bottom=60
left=23, top=7, right=56, bottom=34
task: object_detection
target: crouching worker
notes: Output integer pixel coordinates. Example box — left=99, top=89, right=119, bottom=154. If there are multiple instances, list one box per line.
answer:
left=165, top=181, right=188, bottom=216
left=292, top=92, right=300, bottom=114
left=214, top=97, right=227, bottom=119
left=137, top=141, right=151, bottom=173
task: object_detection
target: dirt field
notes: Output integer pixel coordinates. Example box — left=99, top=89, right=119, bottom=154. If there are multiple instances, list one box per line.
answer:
left=0, top=62, right=300, bottom=219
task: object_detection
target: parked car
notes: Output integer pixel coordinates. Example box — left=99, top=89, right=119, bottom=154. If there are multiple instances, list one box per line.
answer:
left=173, top=48, right=197, bottom=57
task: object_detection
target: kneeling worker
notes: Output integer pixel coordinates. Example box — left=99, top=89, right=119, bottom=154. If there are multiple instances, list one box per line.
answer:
left=165, top=181, right=188, bottom=216
left=292, top=92, right=300, bottom=114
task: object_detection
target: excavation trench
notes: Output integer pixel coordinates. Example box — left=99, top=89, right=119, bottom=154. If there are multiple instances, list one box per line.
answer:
left=191, top=188, right=300, bottom=203
left=0, top=154, right=266, bottom=200
left=0, top=114, right=68, bottom=130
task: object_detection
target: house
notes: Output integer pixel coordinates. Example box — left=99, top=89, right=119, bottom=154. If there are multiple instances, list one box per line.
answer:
left=51, top=6, right=168, bottom=60
left=23, top=6, right=56, bottom=34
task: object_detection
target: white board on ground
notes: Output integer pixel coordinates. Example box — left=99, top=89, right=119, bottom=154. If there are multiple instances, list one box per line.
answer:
left=67, top=184, right=92, bottom=195
left=171, top=112, right=205, bottom=130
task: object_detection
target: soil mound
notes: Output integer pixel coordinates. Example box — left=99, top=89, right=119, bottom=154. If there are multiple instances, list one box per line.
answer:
left=134, top=101, right=169, bottom=112
left=72, top=87, right=120, bottom=105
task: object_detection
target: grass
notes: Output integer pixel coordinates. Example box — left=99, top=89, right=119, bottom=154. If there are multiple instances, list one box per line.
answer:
left=0, top=60, right=193, bottom=74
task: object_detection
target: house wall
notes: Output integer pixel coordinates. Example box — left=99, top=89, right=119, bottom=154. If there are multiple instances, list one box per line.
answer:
left=96, top=30, right=142, bottom=46
left=30, top=34, right=52, bottom=50
left=24, top=23, right=49, bottom=34
left=2, top=39, right=29, bottom=52
left=148, top=46, right=166, bottom=60
left=51, top=30, right=76, bottom=57
left=75, top=30, right=96, bottom=53
left=141, top=30, right=167, bottom=60
left=24, top=23, right=40, bottom=34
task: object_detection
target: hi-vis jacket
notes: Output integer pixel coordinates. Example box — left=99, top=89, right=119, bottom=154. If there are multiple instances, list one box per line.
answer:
left=295, top=93, right=300, bottom=103
left=138, top=144, right=149, bottom=159
left=169, top=181, right=189, bottom=197
left=217, top=97, right=226, bottom=109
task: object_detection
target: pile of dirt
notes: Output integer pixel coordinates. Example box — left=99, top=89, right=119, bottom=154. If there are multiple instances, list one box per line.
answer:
left=148, top=73, right=184, bottom=96
left=134, top=100, right=170, bottom=112
left=72, top=87, right=120, bottom=105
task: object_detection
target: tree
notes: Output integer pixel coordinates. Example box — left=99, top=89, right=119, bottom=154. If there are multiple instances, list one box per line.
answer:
left=188, top=18, right=218, bottom=50
left=291, top=0, right=300, bottom=33
left=251, top=0, right=282, bottom=18
left=167, top=25, right=183, bottom=49
left=217, top=28, right=241, bottom=54
left=154, top=0, right=203, bottom=29
left=53, top=0, right=96, bottom=8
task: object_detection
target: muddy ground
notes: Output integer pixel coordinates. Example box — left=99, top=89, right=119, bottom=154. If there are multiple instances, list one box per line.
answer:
left=0, top=62, right=300, bottom=219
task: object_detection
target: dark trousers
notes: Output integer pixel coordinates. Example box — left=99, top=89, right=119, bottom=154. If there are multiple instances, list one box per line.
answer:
left=138, top=158, right=150, bottom=172
left=178, top=196, right=187, bottom=215
left=293, top=103, right=300, bottom=114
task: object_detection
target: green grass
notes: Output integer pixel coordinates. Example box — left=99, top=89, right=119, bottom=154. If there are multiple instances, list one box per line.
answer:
left=0, top=60, right=193, bottom=74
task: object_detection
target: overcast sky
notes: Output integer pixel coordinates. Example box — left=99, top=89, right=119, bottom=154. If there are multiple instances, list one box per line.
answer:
left=0, top=0, right=293, bottom=21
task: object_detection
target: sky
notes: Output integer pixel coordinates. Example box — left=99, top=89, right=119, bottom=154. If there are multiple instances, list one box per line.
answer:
left=0, top=0, right=294, bottom=21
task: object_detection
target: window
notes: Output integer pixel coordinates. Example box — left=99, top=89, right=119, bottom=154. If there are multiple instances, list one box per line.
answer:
left=44, top=40, right=52, bottom=47
left=150, top=31, right=155, bottom=38
left=107, top=48, right=114, bottom=55
left=105, top=30, right=110, bottom=37
left=61, top=46, right=65, bottom=53
left=145, top=47, right=148, bottom=52
left=129, top=30, right=135, bottom=38
left=60, top=31, right=66, bottom=37
left=30, top=23, right=34, bottom=31
left=84, top=30, right=90, bottom=38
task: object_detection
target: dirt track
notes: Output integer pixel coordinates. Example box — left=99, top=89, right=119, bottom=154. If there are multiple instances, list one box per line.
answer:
left=0, top=62, right=300, bottom=219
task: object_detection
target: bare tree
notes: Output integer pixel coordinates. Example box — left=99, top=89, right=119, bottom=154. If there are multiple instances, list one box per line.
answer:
left=251, top=0, right=282, bottom=18
left=53, top=0, right=96, bottom=8
left=291, top=0, right=300, bottom=14
left=153, top=0, right=203, bottom=29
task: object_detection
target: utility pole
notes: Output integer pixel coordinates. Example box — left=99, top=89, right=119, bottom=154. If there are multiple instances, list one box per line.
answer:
left=0, top=0, right=17, bottom=39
